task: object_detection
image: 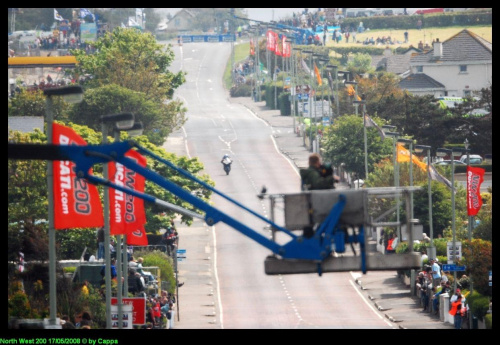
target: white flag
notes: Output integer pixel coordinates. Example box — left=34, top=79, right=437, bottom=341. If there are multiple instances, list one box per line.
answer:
left=54, top=9, right=64, bottom=21
left=364, top=113, right=386, bottom=140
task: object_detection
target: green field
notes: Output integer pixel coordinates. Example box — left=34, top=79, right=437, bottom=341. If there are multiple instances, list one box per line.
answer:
left=328, top=26, right=492, bottom=47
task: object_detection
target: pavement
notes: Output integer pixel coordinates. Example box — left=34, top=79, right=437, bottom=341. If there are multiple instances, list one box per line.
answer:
left=170, top=95, right=455, bottom=329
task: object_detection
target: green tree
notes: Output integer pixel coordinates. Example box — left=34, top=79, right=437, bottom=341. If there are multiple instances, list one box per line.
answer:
left=473, top=192, right=492, bottom=241
left=321, top=114, right=392, bottom=179
left=461, top=239, right=492, bottom=296
left=347, top=52, right=375, bottom=76
left=67, top=84, right=185, bottom=146
left=70, top=27, right=187, bottom=145
left=366, top=158, right=453, bottom=238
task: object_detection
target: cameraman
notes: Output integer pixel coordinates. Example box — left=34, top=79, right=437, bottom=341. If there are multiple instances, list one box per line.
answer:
left=299, top=153, right=339, bottom=238
left=300, top=153, right=339, bottom=191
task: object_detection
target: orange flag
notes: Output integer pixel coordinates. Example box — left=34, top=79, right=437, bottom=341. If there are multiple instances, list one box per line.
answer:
left=396, top=143, right=428, bottom=172
left=314, top=63, right=322, bottom=86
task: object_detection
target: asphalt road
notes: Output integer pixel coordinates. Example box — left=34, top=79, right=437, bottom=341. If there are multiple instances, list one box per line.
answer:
left=162, top=41, right=401, bottom=329
left=159, top=41, right=458, bottom=329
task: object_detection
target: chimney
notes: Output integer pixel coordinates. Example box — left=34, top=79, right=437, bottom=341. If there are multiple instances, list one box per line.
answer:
left=433, top=38, right=443, bottom=58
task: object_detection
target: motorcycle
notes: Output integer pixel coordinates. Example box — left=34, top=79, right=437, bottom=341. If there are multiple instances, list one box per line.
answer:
left=221, top=157, right=232, bottom=175
left=222, top=162, right=231, bottom=175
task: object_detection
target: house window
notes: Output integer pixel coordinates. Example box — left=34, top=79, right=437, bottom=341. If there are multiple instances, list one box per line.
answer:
left=459, top=65, right=467, bottom=73
left=463, top=90, right=472, bottom=97
left=416, top=66, right=423, bottom=73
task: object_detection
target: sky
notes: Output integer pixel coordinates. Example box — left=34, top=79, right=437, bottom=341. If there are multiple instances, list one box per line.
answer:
left=156, top=8, right=315, bottom=24
left=244, top=8, right=315, bottom=22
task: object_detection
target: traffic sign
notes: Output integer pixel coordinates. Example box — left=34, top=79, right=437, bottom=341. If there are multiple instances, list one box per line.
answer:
left=442, top=264, right=466, bottom=272
left=177, top=249, right=186, bottom=254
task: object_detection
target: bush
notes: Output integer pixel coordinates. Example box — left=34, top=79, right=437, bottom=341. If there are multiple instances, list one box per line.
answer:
left=230, top=83, right=252, bottom=97
left=133, top=250, right=176, bottom=295
left=484, top=313, right=492, bottom=329
left=467, top=290, right=490, bottom=321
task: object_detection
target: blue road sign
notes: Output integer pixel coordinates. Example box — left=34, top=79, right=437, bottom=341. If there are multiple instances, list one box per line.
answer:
left=176, top=249, right=186, bottom=254
left=442, top=264, right=466, bottom=272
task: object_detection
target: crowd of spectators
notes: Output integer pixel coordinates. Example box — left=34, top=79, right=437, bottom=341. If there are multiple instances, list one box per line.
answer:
left=415, top=256, right=471, bottom=329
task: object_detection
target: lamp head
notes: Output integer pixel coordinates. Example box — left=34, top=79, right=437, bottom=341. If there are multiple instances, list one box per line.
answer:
left=43, top=85, right=84, bottom=104
left=436, top=148, right=451, bottom=157
left=100, top=113, right=135, bottom=131
left=127, top=121, right=144, bottom=137
left=414, top=145, right=431, bottom=153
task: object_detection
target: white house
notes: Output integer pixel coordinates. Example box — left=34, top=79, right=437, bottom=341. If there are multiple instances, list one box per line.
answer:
left=399, top=29, right=492, bottom=98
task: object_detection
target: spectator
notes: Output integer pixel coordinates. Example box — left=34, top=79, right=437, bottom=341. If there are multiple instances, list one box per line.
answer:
left=430, top=258, right=441, bottom=288
left=128, top=255, right=138, bottom=269
left=386, top=233, right=397, bottom=253
left=432, top=282, right=447, bottom=315
left=73, top=313, right=82, bottom=328
left=449, top=291, right=463, bottom=329
left=100, top=258, right=118, bottom=283
left=127, top=268, right=144, bottom=296
left=421, top=250, right=428, bottom=267
left=404, top=30, right=409, bottom=43
left=97, top=227, right=105, bottom=260
left=80, top=311, right=93, bottom=328
left=417, top=19, right=422, bottom=30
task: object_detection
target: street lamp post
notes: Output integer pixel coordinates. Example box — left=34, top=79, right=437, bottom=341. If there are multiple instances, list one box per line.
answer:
left=414, top=145, right=436, bottom=259
left=464, top=139, right=473, bottom=239
left=398, top=138, right=415, bottom=243
left=326, top=65, right=337, bottom=123
left=353, top=99, right=369, bottom=180
left=100, top=113, right=135, bottom=329
left=303, top=50, right=314, bottom=152
left=326, top=64, right=340, bottom=124
left=437, top=147, right=463, bottom=291
left=464, top=138, right=475, bottom=328
left=384, top=128, right=401, bottom=238
left=292, top=47, right=302, bottom=135
left=43, top=85, right=84, bottom=328
left=318, top=57, right=329, bottom=121
left=345, top=80, right=358, bottom=115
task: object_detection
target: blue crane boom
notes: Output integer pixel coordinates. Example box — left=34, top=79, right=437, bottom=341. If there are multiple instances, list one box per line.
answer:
left=8, top=141, right=422, bottom=275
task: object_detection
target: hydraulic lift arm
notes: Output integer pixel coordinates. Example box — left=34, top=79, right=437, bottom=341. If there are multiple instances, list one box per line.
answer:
left=9, top=141, right=421, bottom=275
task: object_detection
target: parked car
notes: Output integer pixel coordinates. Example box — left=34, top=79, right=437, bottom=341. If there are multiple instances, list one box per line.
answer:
left=459, top=155, right=483, bottom=165
left=433, top=160, right=466, bottom=166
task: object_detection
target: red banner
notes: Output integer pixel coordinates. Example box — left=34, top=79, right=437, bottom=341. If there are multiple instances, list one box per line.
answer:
left=467, top=166, right=485, bottom=216
left=282, top=35, right=291, bottom=57
left=250, top=38, right=255, bottom=56
left=111, top=297, right=146, bottom=325
left=127, top=225, right=148, bottom=246
left=266, top=30, right=276, bottom=51
left=52, top=123, right=104, bottom=229
left=275, top=33, right=283, bottom=56
left=108, top=149, right=147, bottom=236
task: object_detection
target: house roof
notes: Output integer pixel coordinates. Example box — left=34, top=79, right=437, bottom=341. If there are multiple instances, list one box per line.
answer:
left=411, top=29, right=492, bottom=64
left=167, top=8, right=195, bottom=22
left=398, top=73, right=445, bottom=90
left=372, top=46, right=423, bottom=75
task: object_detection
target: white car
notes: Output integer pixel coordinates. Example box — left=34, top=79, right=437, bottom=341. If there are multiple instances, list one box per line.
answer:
left=459, top=154, right=483, bottom=165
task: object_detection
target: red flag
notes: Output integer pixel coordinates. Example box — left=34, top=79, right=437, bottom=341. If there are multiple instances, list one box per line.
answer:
left=250, top=39, right=255, bottom=56
left=467, top=166, right=485, bottom=216
left=108, top=149, right=147, bottom=236
left=52, top=123, right=104, bottom=229
left=127, top=225, right=148, bottom=245
left=282, top=35, right=291, bottom=57
left=266, top=30, right=276, bottom=51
